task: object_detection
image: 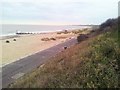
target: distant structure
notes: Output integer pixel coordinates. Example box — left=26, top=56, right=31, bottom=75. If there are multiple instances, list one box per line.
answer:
left=16, top=30, right=40, bottom=35
left=16, top=30, right=22, bottom=34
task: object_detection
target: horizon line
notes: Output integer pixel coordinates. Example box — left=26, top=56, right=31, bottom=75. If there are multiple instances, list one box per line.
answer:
left=1, top=23, right=99, bottom=26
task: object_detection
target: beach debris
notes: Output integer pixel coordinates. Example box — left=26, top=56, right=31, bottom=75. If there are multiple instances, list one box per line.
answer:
left=41, top=38, right=50, bottom=41
left=50, top=38, right=56, bottom=40
left=6, top=40, right=10, bottom=43
left=55, top=36, right=66, bottom=39
left=64, top=46, right=67, bottom=50
left=40, top=64, right=45, bottom=68
left=13, top=39, right=16, bottom=41
left=41, top=37, right=56, bottom=41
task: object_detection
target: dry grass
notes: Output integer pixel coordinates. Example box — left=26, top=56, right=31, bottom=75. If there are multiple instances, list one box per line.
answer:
left=7, top=17, right=120, bottom=88
left=55, top=36, right=67, bottom=39
left=9, top=29, right=119, bottom=88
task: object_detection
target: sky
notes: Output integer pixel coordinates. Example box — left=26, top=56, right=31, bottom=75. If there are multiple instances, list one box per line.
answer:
left=1, top=0, right=119, bottom=25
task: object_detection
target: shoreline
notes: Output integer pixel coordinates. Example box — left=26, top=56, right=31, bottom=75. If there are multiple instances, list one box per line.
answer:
left=0, top=32, right=56, bottom=40
left=0, top=25, right=93, bottom=40
left=0, top=35, right=21, bottom=40
left=0, top=33, right=52, bottom=39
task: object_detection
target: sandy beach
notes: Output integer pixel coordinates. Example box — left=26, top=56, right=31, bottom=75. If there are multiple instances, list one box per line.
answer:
left=0, top=32, right=75, bottom=66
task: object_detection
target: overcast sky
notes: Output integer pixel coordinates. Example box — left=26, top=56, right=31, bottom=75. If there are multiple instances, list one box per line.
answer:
left=1, top=0, right=119, bottom=25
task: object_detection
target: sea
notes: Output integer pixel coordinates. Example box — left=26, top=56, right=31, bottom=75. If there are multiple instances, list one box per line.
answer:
left=0, top=24, right=91, bottom=36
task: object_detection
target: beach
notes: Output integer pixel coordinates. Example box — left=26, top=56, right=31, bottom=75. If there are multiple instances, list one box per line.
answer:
left=0, top=32, right=76, bottom=66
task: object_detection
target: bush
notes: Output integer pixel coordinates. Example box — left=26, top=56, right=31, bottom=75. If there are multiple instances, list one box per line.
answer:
left=100, top=17, right=118, bottom=30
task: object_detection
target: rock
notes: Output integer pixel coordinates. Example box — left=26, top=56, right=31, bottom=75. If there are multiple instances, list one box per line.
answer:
left=6, top=40, right=10, bottom=43
left=77, top=34, right=88, bottom=42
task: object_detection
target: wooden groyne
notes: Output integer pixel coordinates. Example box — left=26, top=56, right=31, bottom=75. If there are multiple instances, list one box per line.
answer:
left=16, top=31, right=42, bottom=35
